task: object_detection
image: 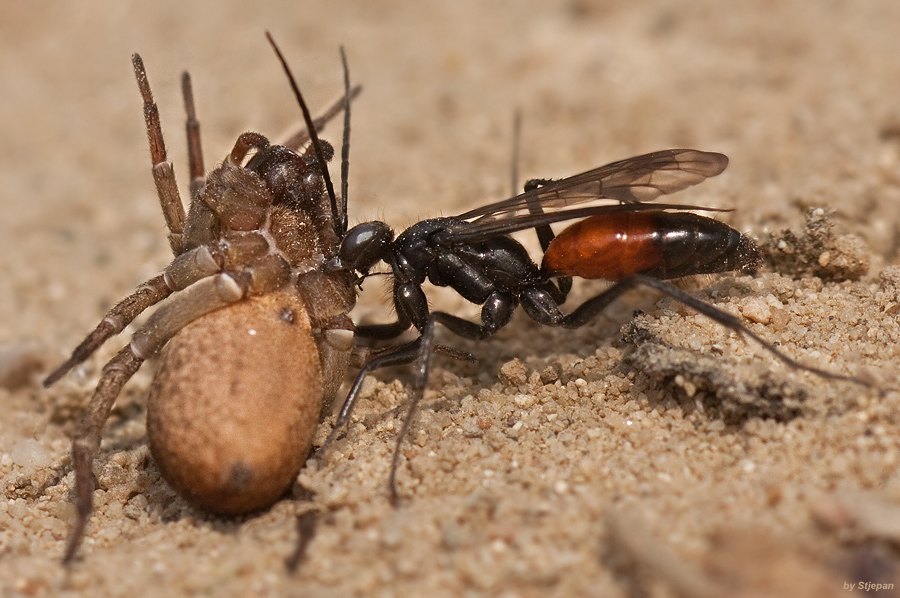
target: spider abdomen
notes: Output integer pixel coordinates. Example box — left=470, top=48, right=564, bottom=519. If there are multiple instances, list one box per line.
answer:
left=147, top=290, right=321, bottom=514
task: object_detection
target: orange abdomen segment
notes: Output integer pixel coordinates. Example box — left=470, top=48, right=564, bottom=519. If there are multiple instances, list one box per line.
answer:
left=541, top=211, right=762, bottom=282
left=542, top=212, right=664, bottom=281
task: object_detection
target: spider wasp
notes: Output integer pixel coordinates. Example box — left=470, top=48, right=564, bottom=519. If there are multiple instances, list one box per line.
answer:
left=325, top=147, right=871, bottom=500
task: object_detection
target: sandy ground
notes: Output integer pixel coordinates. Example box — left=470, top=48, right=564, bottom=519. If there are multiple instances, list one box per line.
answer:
left=2, top=1, right=900, bottom=596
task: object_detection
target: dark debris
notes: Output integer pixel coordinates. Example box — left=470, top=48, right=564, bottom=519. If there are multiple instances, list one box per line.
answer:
left=621, top=317, right=808, bottom=424
left=761, top=207, right=869, bottom=281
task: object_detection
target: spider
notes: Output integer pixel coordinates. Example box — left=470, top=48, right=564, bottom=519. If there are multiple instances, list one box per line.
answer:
left=44, top=35, right=357, bottom=562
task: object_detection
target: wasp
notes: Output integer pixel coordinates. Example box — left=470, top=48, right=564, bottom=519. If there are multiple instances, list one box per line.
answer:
left=324, top=148, right=870, bottom=499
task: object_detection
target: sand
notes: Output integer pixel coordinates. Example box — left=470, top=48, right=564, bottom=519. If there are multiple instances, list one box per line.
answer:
left=1, top=1, right=899, bottom=596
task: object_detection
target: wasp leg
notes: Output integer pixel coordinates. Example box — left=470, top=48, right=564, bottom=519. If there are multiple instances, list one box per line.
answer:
left=558, top=273, right=871, bottom=386
left=321, top=339, right=425, bottom=455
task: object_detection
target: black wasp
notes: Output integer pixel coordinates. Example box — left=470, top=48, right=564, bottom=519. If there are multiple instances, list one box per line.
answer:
left=323, top=145, right=871, bottom=499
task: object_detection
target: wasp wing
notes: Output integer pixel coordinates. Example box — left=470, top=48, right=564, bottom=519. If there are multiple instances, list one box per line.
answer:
left=444, top=202, right=731, bottom=245
left=456, top=149, right=728, bottom=222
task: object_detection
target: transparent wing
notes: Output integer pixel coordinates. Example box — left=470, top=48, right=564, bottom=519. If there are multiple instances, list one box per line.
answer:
left=456, top=149, right=728, bottom=222
left=446, top=202, right=731, bottom=245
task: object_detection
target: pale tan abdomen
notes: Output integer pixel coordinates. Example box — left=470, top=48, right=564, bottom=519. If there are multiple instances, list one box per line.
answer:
left=147, top=291, right=322, bottom=514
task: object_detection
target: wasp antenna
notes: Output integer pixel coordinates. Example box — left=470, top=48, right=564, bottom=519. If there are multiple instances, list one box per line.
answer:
left=511, top=110, right=557, bottom=253
left=511, top=109, right=522, bottom=198
left=339, top=45, right=351, bottom=237
left=265, top=32, right=340, bottom=230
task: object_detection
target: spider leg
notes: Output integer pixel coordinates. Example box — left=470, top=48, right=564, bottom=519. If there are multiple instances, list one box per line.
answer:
left=132, top=54, right=186, bottom=255
left=43, top=275, right=170, bottom=387
left=281, top=84, right=362, bottom=152
left=50, top=61, right=232, bottom=388
left=61, top=272, right=248, bottom=563
left=44, top=244, right=226, bottom=387
left=228, top=132, right=271, bottom=166
left=63, top=345, right=144, bottom=563
left=128, top=273, right=246, bottom=359
left=181, top=71, right=205, bottom=202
